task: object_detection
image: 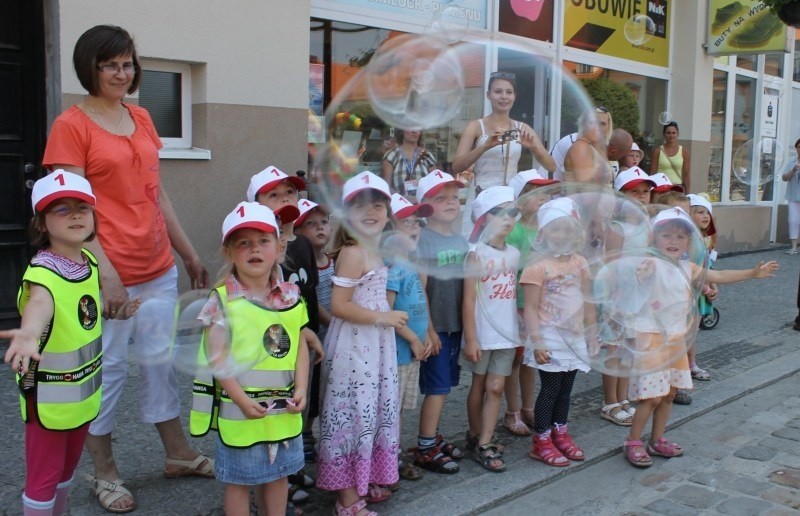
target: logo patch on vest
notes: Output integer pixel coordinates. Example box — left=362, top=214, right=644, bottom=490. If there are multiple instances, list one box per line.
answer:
left=78, top=295, right=98, bottom=330
left=263, top=324, right=290, bottom=359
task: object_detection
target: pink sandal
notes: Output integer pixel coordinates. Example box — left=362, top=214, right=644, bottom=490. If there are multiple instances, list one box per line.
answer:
left=334, top=498, right=377, bottom=516
left=365, top=484, right=391, bottom=504
left=529, top=433, right=570, bottom=467
left=647, top=438, right=683, bottom=458
left=623, top=440, right=653, bottom=468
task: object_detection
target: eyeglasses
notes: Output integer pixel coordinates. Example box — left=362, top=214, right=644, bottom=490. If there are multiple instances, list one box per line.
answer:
left=487, top=207, right=519, bottom=218
left=400, top=218, right=421, bottom=228
left=490, top=72, right=516, bottom=80
left=96, top=63, right=138, bottom=75
left=48, top=204, right=94, bottom=217
left=594, top=106, right=609, bottom=113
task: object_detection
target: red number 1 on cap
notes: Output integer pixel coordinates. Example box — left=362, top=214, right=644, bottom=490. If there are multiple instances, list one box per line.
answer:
left=362, top=174, right=370, bottom=184
left=237, top=205, right=245, bottom=217
left=54, top=173, right=65, bottom=186
left=271, top=168, right=280, bottom=176
left=435, top=171, right=444, bottom=178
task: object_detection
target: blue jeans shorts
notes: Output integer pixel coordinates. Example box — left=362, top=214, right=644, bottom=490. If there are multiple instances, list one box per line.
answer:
left=215, top=434, right=304, bottom=485
left=419, top=331, right=462, bottom=395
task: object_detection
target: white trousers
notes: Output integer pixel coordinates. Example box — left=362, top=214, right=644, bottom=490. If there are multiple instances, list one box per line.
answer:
left=789, top=201, right=800, bottom=240
left=89, top=266, right=180, bottom=436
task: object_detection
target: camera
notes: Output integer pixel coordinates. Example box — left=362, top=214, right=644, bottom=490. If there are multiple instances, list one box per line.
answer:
left=500, top=129, right=520, bottom=143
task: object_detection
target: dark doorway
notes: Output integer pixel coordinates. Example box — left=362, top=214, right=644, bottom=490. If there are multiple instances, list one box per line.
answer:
left=0, top=0, right=47, bottom=328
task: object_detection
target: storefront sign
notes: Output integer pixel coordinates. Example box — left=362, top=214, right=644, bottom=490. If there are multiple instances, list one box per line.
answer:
left=563, top=0, right=670, bottom=68
left=499, top=0, right=554, bottom=42
left=706, top=1, right=789, bottom=55
left=322, top=0, right=488, bottom=29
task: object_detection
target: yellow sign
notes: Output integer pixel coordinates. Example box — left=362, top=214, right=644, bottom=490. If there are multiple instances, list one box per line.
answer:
left=563, top=0, right=670, bottom=68
left=707, top=1, right=789, bottom=55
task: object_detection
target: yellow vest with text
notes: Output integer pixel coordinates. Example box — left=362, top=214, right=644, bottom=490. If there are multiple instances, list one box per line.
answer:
left=17, top=250, right=103, bottom=430
left=189, top=286, right=307, bottom=447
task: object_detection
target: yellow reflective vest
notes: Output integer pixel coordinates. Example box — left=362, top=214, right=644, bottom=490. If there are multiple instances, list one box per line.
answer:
left=190, top=286, right=307, bottom=447
left=17, top=250, right=102, bottom=430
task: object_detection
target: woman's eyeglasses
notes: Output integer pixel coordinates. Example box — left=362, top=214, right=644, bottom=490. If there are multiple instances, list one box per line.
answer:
left=96, top=63, right=138, bottom=75
left=490, top=72, right=516, bottom=80
left=487, top=207, right=519, bottom=218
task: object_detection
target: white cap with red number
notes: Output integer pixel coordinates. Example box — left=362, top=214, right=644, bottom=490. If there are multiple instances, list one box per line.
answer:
left=613, top=166, right=655, bottom=192
left=32, top=170, right=96, bottom=213
left=652, top=205, right=694, bottom=228
left=341, top=171, right=391, bottom=203
left=246, top=165, right=306, bottom=202
left=416, top=169, right=465, bottom=201
left=390, top=193, right=433, bottom=219
left=222, top=201, right=280, bottom=243
left=651, top=172, right=684, bottom=193
left=509, top=169, right=559, bottom=199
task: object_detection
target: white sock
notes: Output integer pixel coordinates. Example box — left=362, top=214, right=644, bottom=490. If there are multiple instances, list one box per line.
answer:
left=52, top=476, right=74, bottom=516
left=22, top=492, right=55, bottom=516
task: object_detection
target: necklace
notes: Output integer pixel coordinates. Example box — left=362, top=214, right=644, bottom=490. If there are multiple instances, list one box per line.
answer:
left=88, top=103, right=126, bottom=134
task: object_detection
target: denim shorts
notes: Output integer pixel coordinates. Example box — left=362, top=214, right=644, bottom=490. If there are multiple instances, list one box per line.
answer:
left=419, top=331, right=462, bottom=395
left=215, top=434, right=304, bottom=485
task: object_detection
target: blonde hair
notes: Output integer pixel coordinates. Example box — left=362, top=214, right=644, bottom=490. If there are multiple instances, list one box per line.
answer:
left=215, top=233, right=281, bottom=288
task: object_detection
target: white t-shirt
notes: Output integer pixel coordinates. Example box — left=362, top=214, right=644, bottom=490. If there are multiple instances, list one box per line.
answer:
left=468, top=242, right=520, bottom=350
left=543, top=132, right=577, bottom=182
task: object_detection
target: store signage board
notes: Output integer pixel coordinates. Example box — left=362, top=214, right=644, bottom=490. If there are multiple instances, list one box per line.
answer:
left=706, top=1, right=789, bottom=55
left=563, top=0, right=670, bottom=67
left=761, top=88, right=778, bottom=138
left=320, top=0, right=488, bottom=30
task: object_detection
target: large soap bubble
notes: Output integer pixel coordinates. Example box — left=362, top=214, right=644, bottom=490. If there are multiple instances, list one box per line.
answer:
left=311, top=35, right=595, bottom=281
left=624, top=15, right=656, bottom=45
left=732, top=137, right=784, bottom=186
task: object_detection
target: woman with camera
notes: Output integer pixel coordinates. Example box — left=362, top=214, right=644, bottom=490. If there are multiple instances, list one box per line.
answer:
left=453, top=71, right=554, bottom=190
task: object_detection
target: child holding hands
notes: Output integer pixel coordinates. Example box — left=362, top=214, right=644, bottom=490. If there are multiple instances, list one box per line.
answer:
left=3, top=172, right=138, bottom=516
left=190, top=202, right=309, bottom=516
left=316, top=172, right=409, bottom=515
left=521, top=197, right=595, bottom=467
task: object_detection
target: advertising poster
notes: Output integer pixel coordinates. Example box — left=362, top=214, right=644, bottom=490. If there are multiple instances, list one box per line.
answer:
left=761, top=89, right=778, bottom=138
left=563, top=0, right=670, bottom=67
left=309, top=63, right=325, bottom=144
left=706, top=1, right=789, bottom=55
left=499, top=0, right=554, bottom=42
left=323, top=0, right=487, bottom=29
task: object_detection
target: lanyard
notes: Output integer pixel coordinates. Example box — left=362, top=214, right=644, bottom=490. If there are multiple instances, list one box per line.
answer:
left=401, top=148, right=419, bottom=180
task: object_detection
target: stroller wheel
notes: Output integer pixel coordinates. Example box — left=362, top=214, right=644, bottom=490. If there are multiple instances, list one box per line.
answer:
left=700, top=307, right=720, bottom=330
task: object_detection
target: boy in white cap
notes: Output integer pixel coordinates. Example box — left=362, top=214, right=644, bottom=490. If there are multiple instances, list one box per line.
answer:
left=620, top=142, right=644, bottom=172
left=385, top=193, right=434, bottom=481
left=614, top=166, right=655, bottom=206
left=412, top=169, right=468, bottom=474
left=502, top=170, right=559, bottom=436
left=462, top=186, right=520, bottom=472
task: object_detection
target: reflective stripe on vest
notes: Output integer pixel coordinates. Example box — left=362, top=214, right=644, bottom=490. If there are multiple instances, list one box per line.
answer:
left=189, top=286, right=307, bottom=446
left=17, top=250, right=103, bottom=430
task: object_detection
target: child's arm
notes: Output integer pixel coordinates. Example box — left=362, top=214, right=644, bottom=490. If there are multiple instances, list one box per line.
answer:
left=461, top=251, right=481, bottom=363
left=1, top=284, right=53, bottom=374
left=289, top=332, right=310, bottom=413
left=387, top=291, right=429, bottom=361
left=332, top=246, right=409, bottom=327
left=206, top=323, right=267, bottom=420
left=523, top=283, right=549, bottom=364
left=418, top=272, right=442, bottom=356
left=705, top=260, right=778, bottom=284
left=301, top=327, right=324, bottom=364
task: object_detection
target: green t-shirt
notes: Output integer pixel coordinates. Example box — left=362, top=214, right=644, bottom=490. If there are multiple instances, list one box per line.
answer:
left=506, top=222, right=538, bottom=309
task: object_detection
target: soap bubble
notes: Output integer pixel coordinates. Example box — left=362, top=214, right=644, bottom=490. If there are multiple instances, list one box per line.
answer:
left=731, top=137, right=784, bottom=186
left=425, top=4, right=470, bottom=44
left=658, top=111, right=673, bottom=125
left=311, top=35, right=595, bottom=280
left=624, top=15, right=656, bottom=45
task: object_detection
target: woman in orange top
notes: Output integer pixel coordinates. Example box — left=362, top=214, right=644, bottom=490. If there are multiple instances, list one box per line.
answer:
left=42, top=25, right=212, bottom=513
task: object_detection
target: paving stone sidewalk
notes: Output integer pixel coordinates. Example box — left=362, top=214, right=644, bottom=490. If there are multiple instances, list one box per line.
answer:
left=0, top=247, right=798, bottom=515
left=486, top=371, right=800, bottom=516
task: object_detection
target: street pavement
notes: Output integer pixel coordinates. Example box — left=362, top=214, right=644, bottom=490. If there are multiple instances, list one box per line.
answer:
left=1, top=246, right=799, bottom=515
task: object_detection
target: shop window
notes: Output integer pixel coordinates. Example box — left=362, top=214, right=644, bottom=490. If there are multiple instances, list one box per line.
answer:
left=764, top=54, right=784, bottom=78
left=730, top=75, right=756, bottom=202
left=708, top=70, right=727, bottom=202
left=139, top=61, right=192, bottom=150
left=794, top=36, right=800, bottom=82
left=736, top=54, right=757, bottom=72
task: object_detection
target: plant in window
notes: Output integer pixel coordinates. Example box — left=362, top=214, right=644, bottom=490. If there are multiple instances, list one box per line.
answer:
left=761, top=0, right=800, bottom=27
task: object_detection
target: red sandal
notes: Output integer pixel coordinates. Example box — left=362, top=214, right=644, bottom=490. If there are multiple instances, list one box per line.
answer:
left=529, top=432, right=569, bottom=467
left=551, top=424, right=585, bottom=461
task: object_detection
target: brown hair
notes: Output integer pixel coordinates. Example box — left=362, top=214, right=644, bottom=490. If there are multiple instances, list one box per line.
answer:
left=73, top=25, right=141, bottom=96
left=329, top=190, right=390, bottom=260
left=214, top=232, right=281, bottom=288
left=29, top=211, right=98, bottom=248
left=654, top=190, right=689, bottom=206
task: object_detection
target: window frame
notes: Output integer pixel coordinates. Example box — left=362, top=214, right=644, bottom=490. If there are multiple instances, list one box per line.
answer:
left=139, top=60, right=192, bottom=150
